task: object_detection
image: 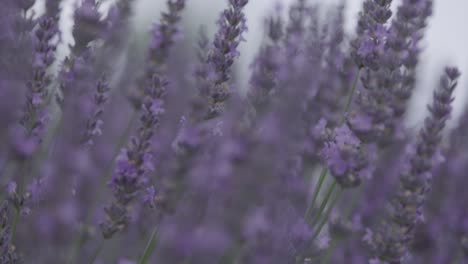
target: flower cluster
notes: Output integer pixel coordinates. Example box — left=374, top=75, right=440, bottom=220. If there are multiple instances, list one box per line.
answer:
left=318, top=120, right=375, bottom=188
left=0, top=0, right=467, bottom=263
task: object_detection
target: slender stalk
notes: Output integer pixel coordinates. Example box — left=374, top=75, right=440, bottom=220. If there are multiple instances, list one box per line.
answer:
left=450, top=249, right=463, bottom=264
left=310, top=181, right=337, bottom=227
left=322, top=185, right=364, bottom=264
left=311, top=187, right=343, bottom=241
left=341, top=68, right=361, bottom=123
left=9, top=160, right=29, bottom=244
left=138, top=225, right=160, bottom=264
left=305, top=168, right=328, bottom=220
left=182, top=256, right=192, bottom=264
left=0, top=161, right=17, bottom=188
left=321, top=237, right=341, bottom=264
left=88, top=240, right=104, bottom=264
left=9, top=207, right=20, bottom=244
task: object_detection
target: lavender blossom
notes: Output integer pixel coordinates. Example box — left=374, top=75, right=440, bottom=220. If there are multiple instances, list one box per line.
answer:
left=0, top=1, right=465, bottom=263
left=351, top=0, right=392, bottom=71
left=72, top=0, right=106, bottom=54
left=392, top=0, right=433, bottom=122
left=17, top=16, right=58, bottom=156
left=82, top=75, right=110, bottom=147
left=365, top=67, right=460, bottom=263
left=148, top=0, right=186, bottom=67
left=247, top=13, right=283, bottom=114
left=101, top=75, right=167, bottom=239
left=318, top=120, right=375, bottom=188
left=204, top=0, right=249, bottom=119
left=128, top=0, right=186, bottom=108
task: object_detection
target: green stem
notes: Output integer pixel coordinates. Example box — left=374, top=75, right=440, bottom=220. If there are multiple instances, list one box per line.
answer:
left=9, top=207, right=20, bottom=244
left=9, top=160, right=29, bottom=245
left=321, top=184, right=365, bottom=263
left=88, top=240, right=104, bottom=264
left=341, top=68, right=361, bottom=123
left=182, top=256, right=192, bottom=264
left=138, top=225, right=159, bottom=264
left=304, top=168, right=328, bottom=221
left=311, top=187, right=343, bottom=242
left=321, top=237, right=341, bottom=264
left=310, top=181, right=337, bottom=227
left=0, top=161, right=17, bottom=190
left=450, top=249, right=463, bottom=264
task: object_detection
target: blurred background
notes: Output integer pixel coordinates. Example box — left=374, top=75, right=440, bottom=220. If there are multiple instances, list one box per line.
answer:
left=35, top=0, right=468, bottom=127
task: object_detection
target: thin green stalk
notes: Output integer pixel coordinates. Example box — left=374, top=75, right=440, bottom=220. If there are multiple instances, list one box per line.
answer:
left=322, top=184, right=365, bottom=264
left=450, top=249, right=463, bottom=264
left=310, top=181, right=337, bottom=227
left=0, top=161, right=17, bottom=189
left=304, top=168, right=328, bottom=221
left=311, top=187, right=343, bottom=241
left=341, top=67, right=361, bottom=123
left=9, top=207, right=20, bottom=244
left=9, top=161, right=29, bottom=244
left=321, top=237, right=341, bottom=264
left=182, top=256, right=192, bottom=264
left=138, top=225, right=159, bottom=264
left=88, top=240, right=104, bottom=264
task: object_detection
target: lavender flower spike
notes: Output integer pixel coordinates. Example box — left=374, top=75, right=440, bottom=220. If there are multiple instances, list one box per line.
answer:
left=72, top=0, right=106, bottom=54
left=130, top=0, right=186, bottom=107
left=149, top=0, right=186, bottom=68
left=205, top=0, right=249, bottom=119
left=365, top=67, right=460, bottom=263
left=247, top=13, right=283, bottom=114
left=82, top=75, right=111, bottom=147
left=351, top=0, right=392, bottom=70
left=100, top=75, right=167, bottom=239
left=19, top=16, right=58, bottom=153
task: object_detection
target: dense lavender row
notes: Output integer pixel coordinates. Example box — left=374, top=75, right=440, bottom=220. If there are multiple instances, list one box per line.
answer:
left=0, top=0, right=466, bottom=263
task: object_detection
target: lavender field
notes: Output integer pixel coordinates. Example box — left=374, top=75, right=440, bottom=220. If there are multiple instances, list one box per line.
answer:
left=1, top=0, right=467, bottom=263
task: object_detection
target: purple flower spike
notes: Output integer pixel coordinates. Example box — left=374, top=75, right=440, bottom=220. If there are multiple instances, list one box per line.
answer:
left=149, top=0, right=186, bottom=67
left=204, top=0, right=249, bottom=119
left=352, top=0, right=393, bottom=70
left=366, top=67, right=460, bottom=263
left=82, top=75, right=110, bottom=147
left=247, top=12, right=283, bottom=115
left=101, top=75, right=167, bottom=239
left=19, top=16, right=58, bottom=155
left=72, top=0, right=106, bottom=53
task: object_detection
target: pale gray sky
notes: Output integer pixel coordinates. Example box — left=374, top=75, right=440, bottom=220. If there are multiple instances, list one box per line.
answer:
left=37, top=0, right=468, bottom=126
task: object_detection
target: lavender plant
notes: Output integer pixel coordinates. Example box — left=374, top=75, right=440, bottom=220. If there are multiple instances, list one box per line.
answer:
left=0, top=0, right=466, bottom=263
